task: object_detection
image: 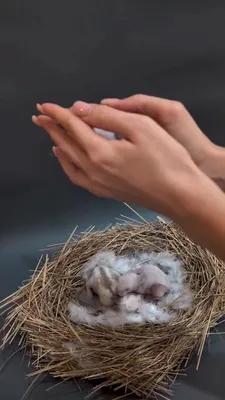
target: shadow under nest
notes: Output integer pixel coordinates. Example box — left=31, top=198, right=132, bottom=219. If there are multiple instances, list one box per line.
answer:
left=1, top=219, right=225, bottom=399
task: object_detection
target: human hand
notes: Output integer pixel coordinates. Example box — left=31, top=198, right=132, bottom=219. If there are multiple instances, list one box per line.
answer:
left=101, top=94, right=221, bottom=177
left=32, top=101, right=202, bottom=219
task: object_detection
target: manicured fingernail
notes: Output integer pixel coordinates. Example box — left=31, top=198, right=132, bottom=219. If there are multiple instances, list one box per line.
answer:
left=101, top=98, right=119, bottom=104
left=32, top=115, right=41, bottom=126
left=52, top=146, right=57, bottom=156
left=37, top=103, right=44, bottom=113
left=72, top=101, right=91, bottom=116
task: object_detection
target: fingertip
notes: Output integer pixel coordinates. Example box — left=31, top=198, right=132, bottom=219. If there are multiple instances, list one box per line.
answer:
left=32, top=115, right=41, bottom=126
left=101, top=98, right=119, bottom=105
left=72, top=101, right=91, bottom=116
left=40, top=103, right=60, bottom=114
left=40, top=103, right=52, bottom=112
left=32, top=114, right=53, bottom=127
left=53, top=146, right=64, bottom=159
left=52, top=146, right=57, bottom=156
left=36, top=103, right=44, bottom=113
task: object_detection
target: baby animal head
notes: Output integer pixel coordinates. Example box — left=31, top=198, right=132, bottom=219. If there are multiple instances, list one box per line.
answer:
left=117, top=272, right=139, bottom=296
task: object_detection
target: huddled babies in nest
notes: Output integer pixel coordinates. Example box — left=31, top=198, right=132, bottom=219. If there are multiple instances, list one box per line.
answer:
left=68, top=250, right=193, bottom=328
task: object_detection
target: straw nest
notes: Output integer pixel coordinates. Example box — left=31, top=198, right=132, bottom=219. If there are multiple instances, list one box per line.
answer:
left=1, top=218, right=225, bottom=399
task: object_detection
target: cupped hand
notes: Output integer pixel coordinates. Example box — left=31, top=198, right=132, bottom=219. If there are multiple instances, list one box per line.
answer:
left=101, top=94, right=216, bottom=172
left=32, top=101, right=202, bottom=219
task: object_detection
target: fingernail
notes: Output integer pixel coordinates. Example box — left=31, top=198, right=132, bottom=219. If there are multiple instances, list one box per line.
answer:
left=72, top=101, right=91, bottom=116
left=32, top=115, right=41, bottom=126
left=101, top=98, right=119, bottom=104
left=37, top=103, right=44, bottom=113
left=52, top=146, right=57, bottom=156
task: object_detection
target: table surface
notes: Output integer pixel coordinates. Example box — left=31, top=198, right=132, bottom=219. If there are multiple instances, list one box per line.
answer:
left=1, top=1, right=225, bottom=399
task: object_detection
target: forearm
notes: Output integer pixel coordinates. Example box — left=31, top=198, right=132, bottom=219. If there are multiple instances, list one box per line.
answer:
left=173, top=169, right=225, bottom=261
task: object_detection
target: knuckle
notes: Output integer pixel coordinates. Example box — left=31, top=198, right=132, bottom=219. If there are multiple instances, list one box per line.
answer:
left=169, top=101, right=186, bottom=120
left=88, top=104, right=107, bottom=125
left=135, top=93, right=149, bottom=104
left=132, top=94, right=145, bottom=103
left=88, top=104, right=98, bottom=118
left=131, top=94, right=147, bottom=111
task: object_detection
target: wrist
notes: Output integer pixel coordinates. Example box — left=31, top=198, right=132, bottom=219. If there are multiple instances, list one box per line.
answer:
left=168, top=166, right=209, bottom=223
left=170, top=166, right=225, bottom=258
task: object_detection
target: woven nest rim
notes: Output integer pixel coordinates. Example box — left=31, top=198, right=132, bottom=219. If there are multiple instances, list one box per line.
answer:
left=1, top=216, right=225, bottom=399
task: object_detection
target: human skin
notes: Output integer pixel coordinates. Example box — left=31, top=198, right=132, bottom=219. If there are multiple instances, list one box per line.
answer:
left=101, top=95, right=225, bottom=192
left=32, top=99, right=225, bottom=261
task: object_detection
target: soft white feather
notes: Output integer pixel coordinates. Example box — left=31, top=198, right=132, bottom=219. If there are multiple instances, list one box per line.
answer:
left=113, top=256, right=137, bottom=275
left=94, top=128, right=117, bottom=140
left=139, top=301, right=173, bottom=323
left=68, top=301, right=145, bottom=327
left=68, top=302, right=106, bottom=325
left=119, top=294, right=143, bottom=313
left=68, top=298, right=173, bottom=327
left=162, top=287, right=193, bottom=310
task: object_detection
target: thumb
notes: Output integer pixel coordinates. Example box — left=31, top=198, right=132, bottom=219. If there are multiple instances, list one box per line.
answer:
left=71, top=101, right=137, bottom=140
left=101, top=95, right=172, bottom=123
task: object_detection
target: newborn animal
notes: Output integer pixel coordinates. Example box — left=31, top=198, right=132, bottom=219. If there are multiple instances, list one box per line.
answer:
left=117, top=265, right=169, bottom=299
left=82, top=251, right=117, bottom=281
left=137, top=265, right=169, bottom=298
left=86, top=265, right=120, bottom=307
left=82, top=250, right=193, bottom=312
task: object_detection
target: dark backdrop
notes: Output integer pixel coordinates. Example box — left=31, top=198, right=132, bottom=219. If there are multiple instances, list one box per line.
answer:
left=1, top=1, right=225, bottom=399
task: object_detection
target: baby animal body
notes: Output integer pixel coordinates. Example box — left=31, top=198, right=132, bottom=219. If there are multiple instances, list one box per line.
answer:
left=117, top=265, right=169, bottom=299
left=86, top=265, right=119, bottom=307
left=136, top=265, right=169, bottom=298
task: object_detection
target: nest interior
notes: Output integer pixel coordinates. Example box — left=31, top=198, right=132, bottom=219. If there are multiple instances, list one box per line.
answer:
left=1, top=220, right=225, bottom=399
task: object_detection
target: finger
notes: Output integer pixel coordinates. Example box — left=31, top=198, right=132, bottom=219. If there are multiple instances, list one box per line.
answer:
left=37, top=103, right=45, bottom=114
left=71, top=101, right=139, bottom=141
left=101, top=95, right=211, bottom=154
left=53, top=146, right=79, bottom=177
left=32, top=115, right=87, bottom=168
left=35, top=108, right=81, bottom=142
left=36, top=104, right=58, bottom=125
left=32, top=114, right=54, bottom=126
left=101, top=95, right=174, bottom=122
left=38, top=103, right=106, bottom=151
left=54, top=146, right=111, bottom=198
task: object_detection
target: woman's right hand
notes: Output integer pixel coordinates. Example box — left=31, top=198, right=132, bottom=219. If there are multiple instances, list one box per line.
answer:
left=101, top=95, right=225, bottom=188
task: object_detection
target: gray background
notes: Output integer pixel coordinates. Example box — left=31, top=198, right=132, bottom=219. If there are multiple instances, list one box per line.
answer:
left=1, top=1, right=225, bottom=399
